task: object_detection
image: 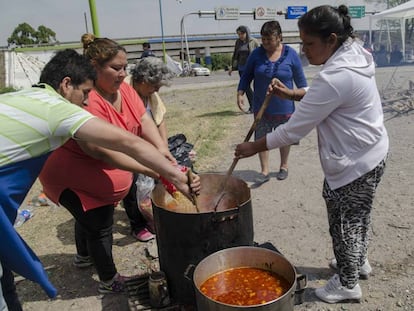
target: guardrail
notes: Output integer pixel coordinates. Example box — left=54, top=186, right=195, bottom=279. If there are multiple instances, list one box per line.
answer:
left=2, top=32, right=301, bottom=61
left=124, top=32, right=301, bottom=62
left=0, top=32, right=302, bottom=88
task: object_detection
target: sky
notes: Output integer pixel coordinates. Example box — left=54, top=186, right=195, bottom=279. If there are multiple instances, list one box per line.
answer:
left=0, top=0, right=386, bottom=47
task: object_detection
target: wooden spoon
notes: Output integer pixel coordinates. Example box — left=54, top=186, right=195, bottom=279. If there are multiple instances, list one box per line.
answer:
left=186, top=169, right=199, bottom=212
left=213, top=93, right=273, bottom=211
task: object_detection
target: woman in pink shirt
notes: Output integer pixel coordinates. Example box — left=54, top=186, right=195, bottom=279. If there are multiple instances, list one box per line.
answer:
left=39, top=35, right=194, bottom=294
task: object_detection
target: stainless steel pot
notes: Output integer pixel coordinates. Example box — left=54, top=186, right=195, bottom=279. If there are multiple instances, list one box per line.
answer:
left=193, top=246, right=299, bottom=311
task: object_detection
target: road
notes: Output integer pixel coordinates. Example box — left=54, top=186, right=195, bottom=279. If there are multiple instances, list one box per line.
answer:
left=165, top=64, right=414, bottom=93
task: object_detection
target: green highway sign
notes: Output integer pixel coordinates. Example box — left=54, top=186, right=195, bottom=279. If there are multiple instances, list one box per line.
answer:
left=349, top=5, right=365, bottom=18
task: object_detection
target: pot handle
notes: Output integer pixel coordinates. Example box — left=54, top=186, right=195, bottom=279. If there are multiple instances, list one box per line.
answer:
left=212, top=207, right=240, bottom=223
left=294, top=273, right=307, bottom=305
left=183, top=264, right=196, bottom=282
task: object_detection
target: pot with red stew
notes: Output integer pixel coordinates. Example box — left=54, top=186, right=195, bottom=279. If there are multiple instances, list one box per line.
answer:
left=193, top=246, right=298, bottom=311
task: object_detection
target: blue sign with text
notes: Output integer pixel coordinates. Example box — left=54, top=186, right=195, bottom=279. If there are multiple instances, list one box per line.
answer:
left=287, top=6, right=307, bottom=19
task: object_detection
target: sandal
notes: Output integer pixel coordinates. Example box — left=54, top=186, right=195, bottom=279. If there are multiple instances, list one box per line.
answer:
left=255, top=173, right=270, bottom=184
left=276, top=168, right=288, bottom=180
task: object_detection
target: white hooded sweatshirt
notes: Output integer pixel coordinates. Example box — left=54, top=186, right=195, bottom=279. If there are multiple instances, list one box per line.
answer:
left=266, top=39, right=389, bottom=189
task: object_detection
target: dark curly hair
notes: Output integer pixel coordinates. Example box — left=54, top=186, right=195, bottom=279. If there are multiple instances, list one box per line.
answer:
left=39, top=49, right=96, bottom=90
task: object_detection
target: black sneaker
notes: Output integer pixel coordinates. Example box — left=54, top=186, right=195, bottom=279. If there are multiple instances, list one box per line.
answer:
left=73, top=254, right=93, bottom=268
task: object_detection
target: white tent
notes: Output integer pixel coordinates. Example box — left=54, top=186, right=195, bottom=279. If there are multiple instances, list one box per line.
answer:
left=370, top=0, right=414, bottom=60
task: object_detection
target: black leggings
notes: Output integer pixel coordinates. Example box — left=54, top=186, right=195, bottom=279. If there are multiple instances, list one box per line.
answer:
left=59, top=189, right=117, bottom=282
left=1, top=266, right=23, bottom=311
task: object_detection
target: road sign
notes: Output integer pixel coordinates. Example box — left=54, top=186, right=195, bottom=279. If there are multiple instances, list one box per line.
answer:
left=349, top=6, right=365, bottom=18
left=215, top=7, right=239, bottom=20
left=287, top=6, right=307, bottom=19
left=255, top=6, right=278, bottom=20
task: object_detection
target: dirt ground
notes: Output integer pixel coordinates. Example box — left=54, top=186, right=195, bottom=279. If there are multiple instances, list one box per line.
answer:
left=14, top=66, right=414, bottom=311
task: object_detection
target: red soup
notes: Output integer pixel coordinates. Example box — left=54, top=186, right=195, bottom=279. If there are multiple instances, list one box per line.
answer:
left=200, top=267, right=290, bottom=306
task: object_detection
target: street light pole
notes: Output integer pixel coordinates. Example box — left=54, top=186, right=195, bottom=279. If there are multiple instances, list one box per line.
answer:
left=180, top=11, right=215, bottom=72
left=180, top=12, right=199, bottom=70
left=158, top=0, right=167, bottom=63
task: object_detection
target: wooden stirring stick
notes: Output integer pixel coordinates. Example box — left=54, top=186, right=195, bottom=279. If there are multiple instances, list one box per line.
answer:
left=186, top=169, right=199, bottom=213
left=213, top=93, right=273, bottom=211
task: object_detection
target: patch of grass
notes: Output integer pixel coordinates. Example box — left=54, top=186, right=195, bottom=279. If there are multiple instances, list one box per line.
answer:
left=161, top=85, right=244, bottom=172
left=0, top=86, right=18, bottom=94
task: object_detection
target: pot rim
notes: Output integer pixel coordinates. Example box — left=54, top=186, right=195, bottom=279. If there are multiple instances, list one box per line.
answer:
left=152, top=173, right=251, bottom=214
left=193, top=246, right=297, bottom=307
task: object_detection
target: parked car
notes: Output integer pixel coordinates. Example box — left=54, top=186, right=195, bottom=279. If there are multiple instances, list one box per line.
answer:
left=191, top=63, right=210, bottom=76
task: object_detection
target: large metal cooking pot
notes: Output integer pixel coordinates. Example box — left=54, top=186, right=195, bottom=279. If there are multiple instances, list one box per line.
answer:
left=193, top=246, right=298, bottom=311
left=152, top=173, right=254, bottom=306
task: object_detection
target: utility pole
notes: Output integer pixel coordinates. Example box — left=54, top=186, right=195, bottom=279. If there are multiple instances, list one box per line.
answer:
left=159, top=0, right=183, bottom=63
left=158, top=0, right=167, bottom=63
left=88, top=0, right=100, bottom=37
left=84, top=12, right=89, bottom=33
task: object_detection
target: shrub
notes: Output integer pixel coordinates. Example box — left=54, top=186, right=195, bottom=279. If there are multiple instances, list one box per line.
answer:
left=211, top=53, right=232, bottom=71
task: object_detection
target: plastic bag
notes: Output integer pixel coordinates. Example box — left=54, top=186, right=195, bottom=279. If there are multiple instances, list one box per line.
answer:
left=136, top=174, right=156, bottom=231
left=168, top=134, right=195, bottom=169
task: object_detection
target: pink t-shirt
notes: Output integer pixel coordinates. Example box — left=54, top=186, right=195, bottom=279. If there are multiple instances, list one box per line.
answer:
left=39, top=83, right=146, bottom=211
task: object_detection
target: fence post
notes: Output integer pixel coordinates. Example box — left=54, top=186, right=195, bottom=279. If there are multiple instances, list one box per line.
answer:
left=195, top=48, right=201, bottom=64
left=204, top=46, right=211, bottom=68
left=0, top=50, right=5, bottom=88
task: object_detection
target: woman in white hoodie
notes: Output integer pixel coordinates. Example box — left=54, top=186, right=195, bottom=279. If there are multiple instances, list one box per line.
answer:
left=235, top=5, right=388, bottom=304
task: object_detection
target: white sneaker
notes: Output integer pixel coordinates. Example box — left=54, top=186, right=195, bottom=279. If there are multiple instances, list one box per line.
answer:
left=330, top=258, right=372, bottom=279
left=315, top=274, right=362, bottom=303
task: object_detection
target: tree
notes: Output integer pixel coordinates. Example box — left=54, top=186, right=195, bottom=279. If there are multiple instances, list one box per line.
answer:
left=7, top=23, right=57, bottom=46
left=8, top=23, right=36, bottom=46
left=36, top=26, right=57, bottom=44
